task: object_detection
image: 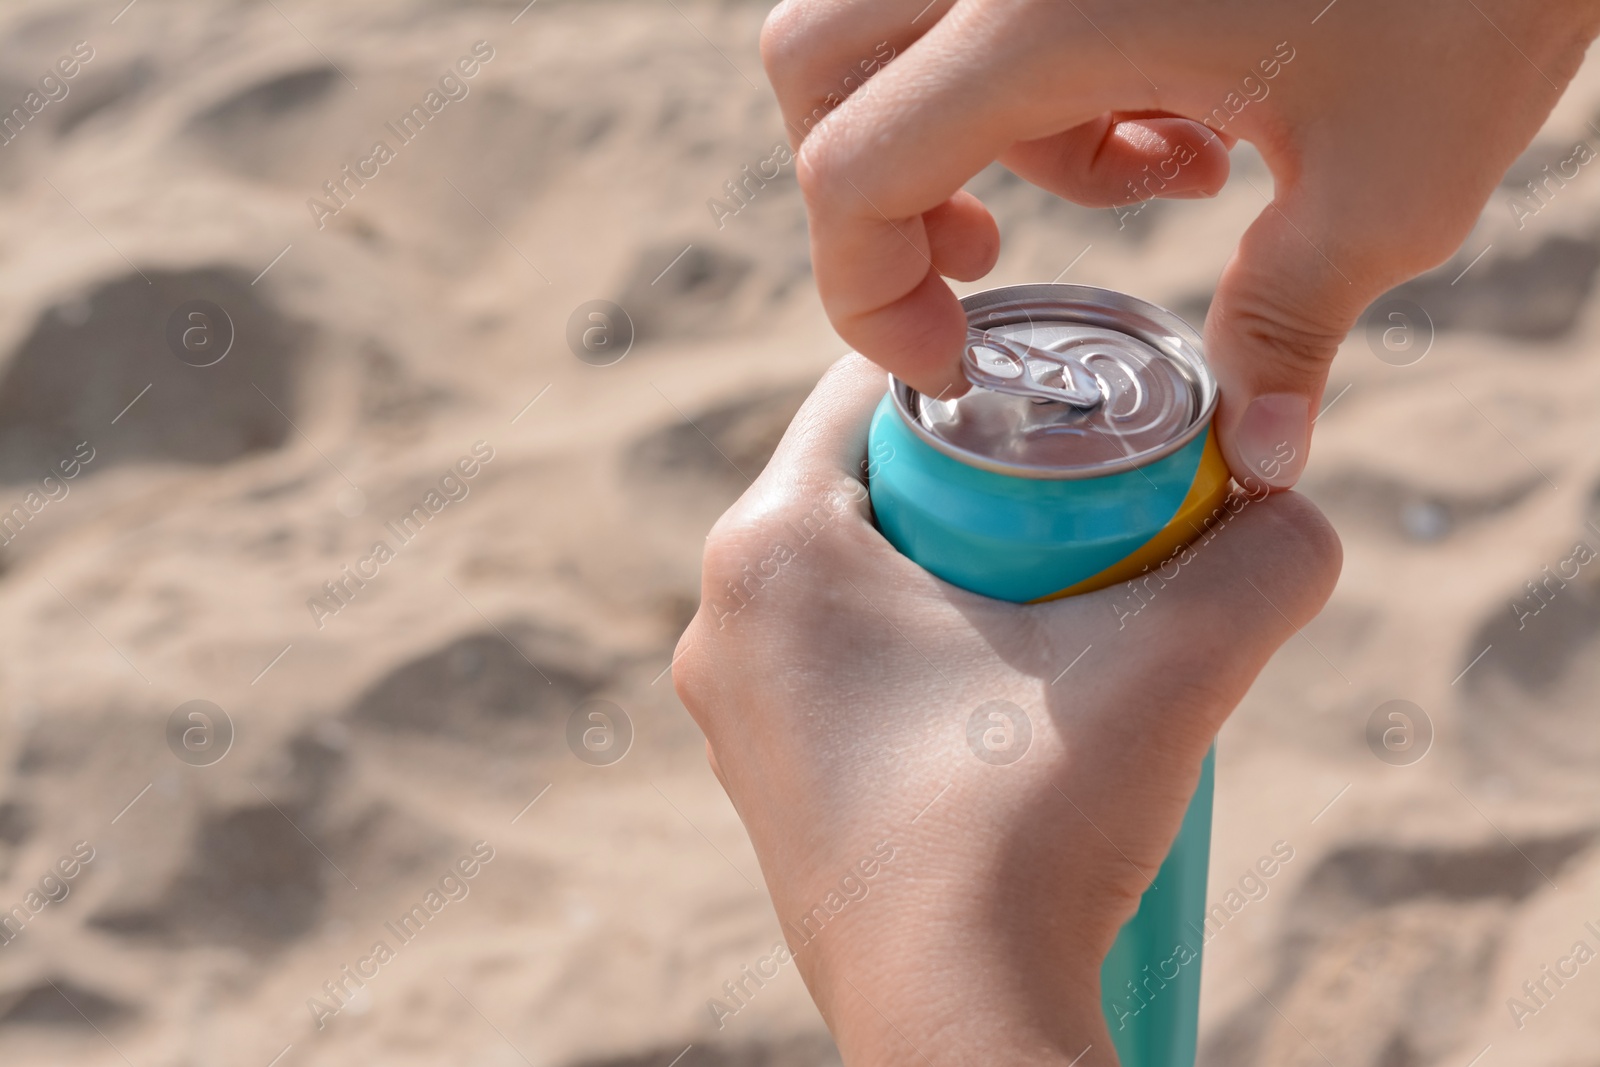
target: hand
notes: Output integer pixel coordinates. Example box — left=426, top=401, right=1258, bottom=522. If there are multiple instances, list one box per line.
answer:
left=761, top=0, right=1600, bottom=488
left=673, top=357, right=1341, bottom=1065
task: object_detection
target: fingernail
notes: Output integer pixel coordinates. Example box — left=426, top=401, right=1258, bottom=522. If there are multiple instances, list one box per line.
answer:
left=1234, top=393, right=1310, bottom=490
left=1168, top=188, right=1219, bottom=200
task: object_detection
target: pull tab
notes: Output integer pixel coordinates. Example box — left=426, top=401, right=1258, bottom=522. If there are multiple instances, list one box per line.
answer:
left=963, top=327, right=1103, bottom=408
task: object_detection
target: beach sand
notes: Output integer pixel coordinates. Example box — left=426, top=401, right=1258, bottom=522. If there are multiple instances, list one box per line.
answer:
left=1, top=2, right=1599, bottom=1064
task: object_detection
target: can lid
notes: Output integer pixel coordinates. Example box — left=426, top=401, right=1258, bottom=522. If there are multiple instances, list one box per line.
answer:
left=892, top=284, right=1217, bottom=479
left=962, top=327, right=1105, bottom=408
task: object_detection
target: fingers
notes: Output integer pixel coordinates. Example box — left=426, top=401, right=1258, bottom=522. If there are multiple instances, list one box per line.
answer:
left=1002, top=114, right=1231, bottom=209
left=769, top=1, right=1230, bottom=397
left=734, top=353, right=889, bottom=519
left=761, top=0, right=954, bottom=148
left=1205, top=190, right=1379, bottom=489
left=923, top=191, right=1000, bottom=282
left=679, top=355, right=905, bottom=730
left=1089, top=490, right=1342, bottom=744
left=1164, top=490, right=1341, bottom=645
left=795, top=3, right=1135, bottom=399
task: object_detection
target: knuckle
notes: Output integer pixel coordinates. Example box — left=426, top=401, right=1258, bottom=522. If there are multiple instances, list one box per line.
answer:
left=759, top=3, right=811, bottom=87
left=676, top=487, right=854, bottom=730
left=759, top=3, right=863, bottom=127
left=695, top=502, right=795, bottom=623
left=794, top=130, right=866, bottom=214
left=793, top=134, right=837, bottom=206
left=701, top=499, right=790, bottom=589
left=697, top=477, right=864, bottom=612
left=1219, top=294, right=1347, bottom=382
left=670, top=619, right=717, bottom=725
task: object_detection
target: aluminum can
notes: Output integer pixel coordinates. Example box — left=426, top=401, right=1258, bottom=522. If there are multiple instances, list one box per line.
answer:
left=866, top=282, right=1230, bottom=1067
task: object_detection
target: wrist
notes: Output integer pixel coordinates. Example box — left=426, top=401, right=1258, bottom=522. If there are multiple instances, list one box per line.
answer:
left=796, top=913, right=1114, bottom=1066
left=824, top=983, right=1110, bottom=1067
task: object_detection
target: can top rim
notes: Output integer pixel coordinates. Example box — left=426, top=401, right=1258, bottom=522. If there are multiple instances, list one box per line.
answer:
left=890, top=283, right=1218, bottom=480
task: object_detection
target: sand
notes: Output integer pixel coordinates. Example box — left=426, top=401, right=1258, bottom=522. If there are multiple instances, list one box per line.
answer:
left=1, top=1, right=1599, bottom=1065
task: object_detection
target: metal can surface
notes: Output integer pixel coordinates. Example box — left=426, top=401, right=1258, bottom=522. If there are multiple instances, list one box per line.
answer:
left=868, top=283, right=1230, bottom=601
left=866, top=282, right=1229, bottom=1067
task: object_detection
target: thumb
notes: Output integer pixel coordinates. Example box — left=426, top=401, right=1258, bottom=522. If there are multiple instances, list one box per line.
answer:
left=1206, top=193, right=1379, bottom=491
left=1099, top=490, right=1344, bottom=753
left=1038, top=491, right=1341, bottom=872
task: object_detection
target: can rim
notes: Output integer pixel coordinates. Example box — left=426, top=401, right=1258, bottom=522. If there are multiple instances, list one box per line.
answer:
left=889, top=283, right=1219, bottom=480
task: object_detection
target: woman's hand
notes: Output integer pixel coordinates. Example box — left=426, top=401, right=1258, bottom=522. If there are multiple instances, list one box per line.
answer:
left=673, top=356, right=1342, bottom=1065
left=762, top=0, right=1600, bottom=487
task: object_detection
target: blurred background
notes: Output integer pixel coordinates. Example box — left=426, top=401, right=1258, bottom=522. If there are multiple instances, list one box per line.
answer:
left=2, top=1, right=1600, bottom=1065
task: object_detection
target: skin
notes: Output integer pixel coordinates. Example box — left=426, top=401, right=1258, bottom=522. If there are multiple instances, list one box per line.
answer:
left=762, top=0, right=1600, bottom=487
left=678, top=2, right=1600, bottom=1060
left=675, top=356, right=1341, bottom=1065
